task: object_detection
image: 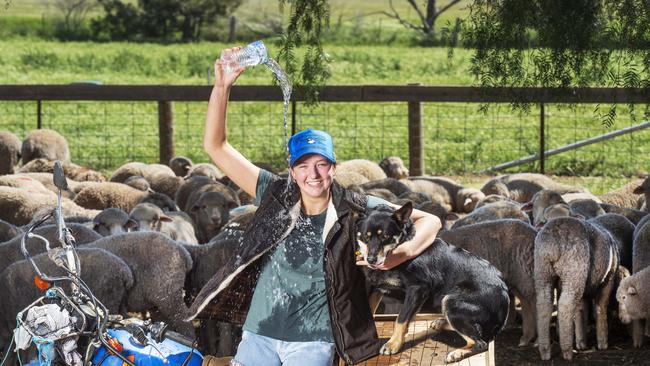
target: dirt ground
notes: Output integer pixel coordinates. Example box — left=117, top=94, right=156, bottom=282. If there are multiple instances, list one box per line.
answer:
left=495, top=321, right=650, bottom=366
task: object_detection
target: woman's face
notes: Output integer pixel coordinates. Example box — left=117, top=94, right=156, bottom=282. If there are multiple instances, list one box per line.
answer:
left=290, top=154, right=336, bottom=200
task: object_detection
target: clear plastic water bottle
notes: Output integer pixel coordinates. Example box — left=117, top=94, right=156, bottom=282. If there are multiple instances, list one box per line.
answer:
left=221, top=40, right=269, bottom=74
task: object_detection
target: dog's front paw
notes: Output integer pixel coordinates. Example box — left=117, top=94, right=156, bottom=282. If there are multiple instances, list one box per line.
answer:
left=445, top=349, right=470, bottom=363
left=379, top=339, right=403, bottom=355
left=430, top=318, right=449, bottom=332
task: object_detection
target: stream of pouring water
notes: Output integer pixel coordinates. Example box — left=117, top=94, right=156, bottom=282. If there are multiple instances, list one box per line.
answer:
left=262, top=58, right=294, bottom=191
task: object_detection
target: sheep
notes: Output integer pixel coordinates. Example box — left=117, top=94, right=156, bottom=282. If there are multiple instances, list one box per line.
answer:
left=0, top=186, right=100, bottom=226
left=185, top=181, right=240, bottom=214
left=451, top=200, right=530, bottom=229
left=0, top=174, right=54, bottom=195
left=617, top=266, right=650, bottom=331
left=396, top=191, right=431, bottom=205
left=633, top=176, right=650, bottom=211
left=0, top=223, right=102, bottom=274
left=19, top=158, right=106, bottom=182
left=86, top=232, right=194, bottom=334
left=527, top=189, right=566, bottom=227
left=475, top=194, right=519, bottom=209
left=188, top=163, right=224, bottom=180
left=337, top=159, right=387, bottom=182
left=439, top=219, right=537, bottom=346
left=148, top=173, right=184, bottom=199
left=139, top=192, right=179, bottom=212
left=123, top=175, right=151, bottom=191
left=598, top=179, right=645, bottom=209
left=0, top=131, right=21, bottom=174
left=93, top=208, right=133, bottom=237
left=414, top=201, right=453, bottom=230
left=109, top=162, right=175, bottom=183
left=569, top=198, right=606, bottom=219
left=188, top=191, right=239, bottom=244
left=360, top=178, right=412, bottom=197
left=481, top=173, right=585, bottom=203
left=534, top=217, right=619, bottom=360
left=334, top=170, right=369, bottom=187
left=379, top=156, right=409, bottom=179
left=590, top=213, right=635, bottom=271
left=169, top=156, right=194, bottom=177
left=175, top=176, right=238, bottom=213
left=364, top=188, right=398, bottom=203
left=0, top=218, right=21, bottom=242
left=13, top=172, right=76, bottom=199
left=402, top=176, right=485, bottom=213
left=0, top=248, right=134, bottom=349
left=21, top=129, right=70, bottom=164
left=626, top=214, right=650, bottom=347
left=73, top=182, right=148, bottom=212
left=129, top=203, right=198, bottom=244
left=600, top=203, right=648, bottom=225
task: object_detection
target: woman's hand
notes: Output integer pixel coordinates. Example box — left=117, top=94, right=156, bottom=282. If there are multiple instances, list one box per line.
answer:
left=214, top=47, right=246, bottom=88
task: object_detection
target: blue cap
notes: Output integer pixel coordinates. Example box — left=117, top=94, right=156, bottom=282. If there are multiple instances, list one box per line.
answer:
left=288, top=129, right=336, bottom=167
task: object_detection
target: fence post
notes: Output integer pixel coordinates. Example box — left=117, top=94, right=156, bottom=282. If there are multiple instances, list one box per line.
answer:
left=158, top=101, right=175, bottom=165
left=37, top=100, right=42, bottom=129
left=539, top=103, right=546, bottom=174
left=408, top=83, right=424, bottom=176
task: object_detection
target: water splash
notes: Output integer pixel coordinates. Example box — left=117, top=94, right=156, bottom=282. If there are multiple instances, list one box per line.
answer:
left=264, top=58, right=293, bottom=167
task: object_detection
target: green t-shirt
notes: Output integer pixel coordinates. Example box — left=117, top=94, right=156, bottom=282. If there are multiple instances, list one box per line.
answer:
left=242, top=169, right=388, bottom=342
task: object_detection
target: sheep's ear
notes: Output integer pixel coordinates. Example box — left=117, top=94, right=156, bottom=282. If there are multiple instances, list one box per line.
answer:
left=125, top=219, right=138, bottom=231
left=158, top=214, right=173, bottom=222
left=633, top=186, right=644, bottom=194
left=628, top=286, right=638, bottom=295
left=227, top=200, right=239, bottom=210
left=521, top=201, right=533, bottom=212
left=392, top=202, right=413, bottom=225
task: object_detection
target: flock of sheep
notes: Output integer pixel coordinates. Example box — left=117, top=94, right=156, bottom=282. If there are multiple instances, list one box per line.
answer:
left=1, top=128, right=650, bottom=362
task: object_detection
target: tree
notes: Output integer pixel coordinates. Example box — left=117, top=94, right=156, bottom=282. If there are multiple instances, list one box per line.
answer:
left=277, top=0, right=331, bottom=105
left=56, top=0, right=98, bottom=33
left=463, top=0, right=650, bottom=124
left=382, top=0, right=461, bottom=38
left=92, top=0, right=241, bottom=42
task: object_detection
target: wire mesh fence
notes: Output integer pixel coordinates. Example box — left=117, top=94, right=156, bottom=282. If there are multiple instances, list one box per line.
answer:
left=1, top=92, right=649, bottom=194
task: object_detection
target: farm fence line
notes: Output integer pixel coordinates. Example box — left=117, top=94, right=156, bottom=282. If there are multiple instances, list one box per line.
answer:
left=0, top=85, right=649, bottom=191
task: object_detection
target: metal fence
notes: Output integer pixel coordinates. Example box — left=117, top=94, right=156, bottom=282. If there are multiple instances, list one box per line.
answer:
left=1, top=85, right=649, bottom=192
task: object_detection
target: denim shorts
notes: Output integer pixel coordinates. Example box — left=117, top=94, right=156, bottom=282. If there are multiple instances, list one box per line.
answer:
left=231, top=330, right=336, bottom=366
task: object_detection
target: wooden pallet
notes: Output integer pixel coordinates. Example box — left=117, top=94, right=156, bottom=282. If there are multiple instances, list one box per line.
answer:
left=342, top=314, right=495, bottom=366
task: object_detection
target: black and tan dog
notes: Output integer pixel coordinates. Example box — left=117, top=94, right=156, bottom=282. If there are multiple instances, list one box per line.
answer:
left=356, top=202, right=510, bottom=363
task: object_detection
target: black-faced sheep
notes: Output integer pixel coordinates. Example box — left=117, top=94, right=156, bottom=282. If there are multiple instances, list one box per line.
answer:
left=21, top=129, right=70, bottom=164
left=0, top=131, right=21, bottom=174
left=169, top=156, right=194, bottom=177
left=379, top=156, right=409, bottom=179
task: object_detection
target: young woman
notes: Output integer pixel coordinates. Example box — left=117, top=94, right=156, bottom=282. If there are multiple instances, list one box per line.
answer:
left=186, top=47, right=441, bottom=366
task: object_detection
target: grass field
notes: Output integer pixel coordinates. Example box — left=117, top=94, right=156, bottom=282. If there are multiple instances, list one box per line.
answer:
left=0, top=2, right=648, bottom=194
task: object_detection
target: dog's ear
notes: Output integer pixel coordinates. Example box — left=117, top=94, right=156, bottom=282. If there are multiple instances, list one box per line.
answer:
left=392, top=201, right=413, bottom=226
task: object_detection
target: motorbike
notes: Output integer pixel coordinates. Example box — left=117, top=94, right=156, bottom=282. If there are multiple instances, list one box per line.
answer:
left=1, top=161, right=203, bottom=366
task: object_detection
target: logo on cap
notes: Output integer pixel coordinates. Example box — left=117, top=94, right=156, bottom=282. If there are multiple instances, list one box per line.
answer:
left=307, top=138, right=315, bottom=144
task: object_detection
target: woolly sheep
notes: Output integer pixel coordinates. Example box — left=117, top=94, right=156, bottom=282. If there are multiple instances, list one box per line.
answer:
left=0, top=218, right=21, bottom=243
left=87, top=232, right=194, bottom=334
left=185, top=182, right=240, bottom=214
left=0, top=186, right=99, bottom=226
left=402, top=176, right=484, bottom=213
left=0, top=131, right=21, bottom=174
left=334, top=170, right=369, bottom=187
left=139, top=192, right=179, bottom=212
left=73, top=182, right=148, bottom=212
left=188, top=163, right=224, bottom=180
left=633, top=176, right=650, bottom=211
left=627, top=215, right=650, bottom=347
left=21, top=129, right=70, bottom=164
left=0, top=223, right=101, bottom=274
left=379, top=156, right=409, bottom=179
left=569, top=198, right=606, bottom=219
left=481, top=173, right=585, bottom=203
left=617, top=266, right=650, bottom=332
left=169, top=156, right=194, bottom=177
left=123, top=175, right=151, bottom=191
left=129, top=203, right=198, bottom=244
left=337, top=159, right=387, bottom=182
left=534, top=217, right=619, bottom=360
left=0, top=248, right=133, bottom=348
left=0, top=174, right=54, bottom=195
left=175, top=176, right=238, bottom=212
left=598, top=179, right=645, bottom=209
left=590, top=213, right=635, bottom=271
left=109, top=162, right=175, bottom=183
left=93, top=208, right=133, bottom=237
left=440, top=219, right=537, bottom=346
left=14, top=172, right=76, bottom=199
left=360, top=178, right=412, bottom=197
left=600, top=203, right=648, bottom=225
left=148, top=173, right=184, bottom=199
left=452, top=200, right=529, bottom=229
left=19, top=158, right=106, bottom=182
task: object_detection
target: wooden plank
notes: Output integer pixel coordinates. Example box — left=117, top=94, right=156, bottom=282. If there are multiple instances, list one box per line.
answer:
left=0, top=85, right=649, bottom=103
